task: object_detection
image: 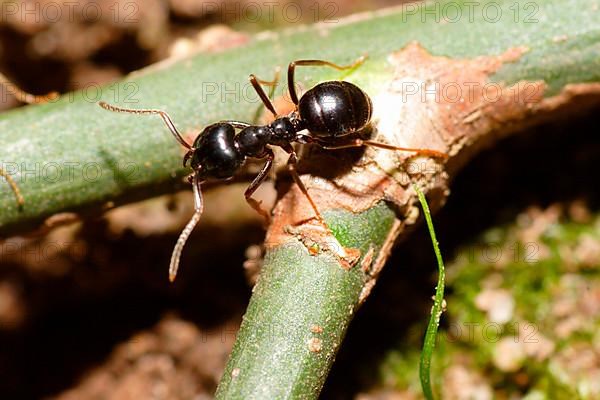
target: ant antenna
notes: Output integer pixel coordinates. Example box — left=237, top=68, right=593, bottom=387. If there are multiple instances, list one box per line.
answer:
left=169, top=173, right=204, bottom=282
left=98, top=101, right=192, bottom=149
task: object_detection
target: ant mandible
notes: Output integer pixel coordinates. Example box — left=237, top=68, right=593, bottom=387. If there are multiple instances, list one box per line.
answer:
left=99, top=56, right=447, bottom=282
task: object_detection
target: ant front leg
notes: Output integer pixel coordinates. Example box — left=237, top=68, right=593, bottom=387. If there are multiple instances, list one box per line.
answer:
left=282, top=144, right=324, bottom=223
left=169, top=174, right=204, bottom=282
left=244, top=148, right=275, bottom=224
left=287, top=56, right=366, bottom=105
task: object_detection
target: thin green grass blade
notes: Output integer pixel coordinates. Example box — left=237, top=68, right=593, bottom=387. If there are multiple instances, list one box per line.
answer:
left=415, top=185, right=446, bottom=400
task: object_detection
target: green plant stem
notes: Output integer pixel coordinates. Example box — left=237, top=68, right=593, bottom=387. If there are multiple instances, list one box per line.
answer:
left=415, top=185, right=446, bottom=400
left=216, top=203, right=396, bottom=399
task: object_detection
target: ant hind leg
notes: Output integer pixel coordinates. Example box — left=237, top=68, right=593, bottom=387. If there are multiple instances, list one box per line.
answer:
left=314, top=138, right=448, bottom=159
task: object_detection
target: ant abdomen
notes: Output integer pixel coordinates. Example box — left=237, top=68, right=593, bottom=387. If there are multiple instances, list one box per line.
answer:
left=191, top=123, right=243, bottom=179
left=298, top=81, right=372, bottom=138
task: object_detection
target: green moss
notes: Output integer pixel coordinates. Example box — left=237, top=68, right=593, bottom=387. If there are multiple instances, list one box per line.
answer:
left=378, top=209, right=600, bottom=398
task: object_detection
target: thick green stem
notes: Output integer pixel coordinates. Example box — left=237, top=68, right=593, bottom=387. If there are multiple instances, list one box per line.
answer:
left=216, top=203, right=396, bottom=398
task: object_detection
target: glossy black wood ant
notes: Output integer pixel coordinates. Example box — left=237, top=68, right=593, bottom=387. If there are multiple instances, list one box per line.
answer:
left=99, top=56, right=447, bottom=281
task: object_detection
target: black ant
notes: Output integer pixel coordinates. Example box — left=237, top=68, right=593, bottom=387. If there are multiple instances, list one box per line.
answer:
left=99, top=56, right=447, bottom=281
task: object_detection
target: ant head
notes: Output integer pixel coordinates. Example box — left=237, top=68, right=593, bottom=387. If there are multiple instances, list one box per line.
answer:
left=188, top=123, right=243, bottom=180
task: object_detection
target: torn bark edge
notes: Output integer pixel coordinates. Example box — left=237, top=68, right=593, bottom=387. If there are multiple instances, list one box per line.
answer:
left=358, top=218, right=403, bottom=305
left=263, top=42, right=600, bottom=304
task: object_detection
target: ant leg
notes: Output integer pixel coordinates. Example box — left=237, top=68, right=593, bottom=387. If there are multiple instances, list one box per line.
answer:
left=169, top=173, right=204, bottom=282
left=249, top=67, right=280, bottom=120
left=0, top=73, right=59, bottom=104
left=283, top=144, right=324, bottom=223
left=244, top=148, right=275, bottom=223
left=261, top=70, right=280, bottom=101
left=0, top=168, right=24, bottom=207
left=312, top=137, right=448, bottom=159
left=363, top=140, right=448, bottom=159
left=287, top=56, right=366, bottom=105
left=98, top=101, right=192, bottom=149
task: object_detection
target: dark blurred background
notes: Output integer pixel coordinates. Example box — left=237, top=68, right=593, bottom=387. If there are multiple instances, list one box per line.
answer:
left=0, top=0, right=399, bottom=111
